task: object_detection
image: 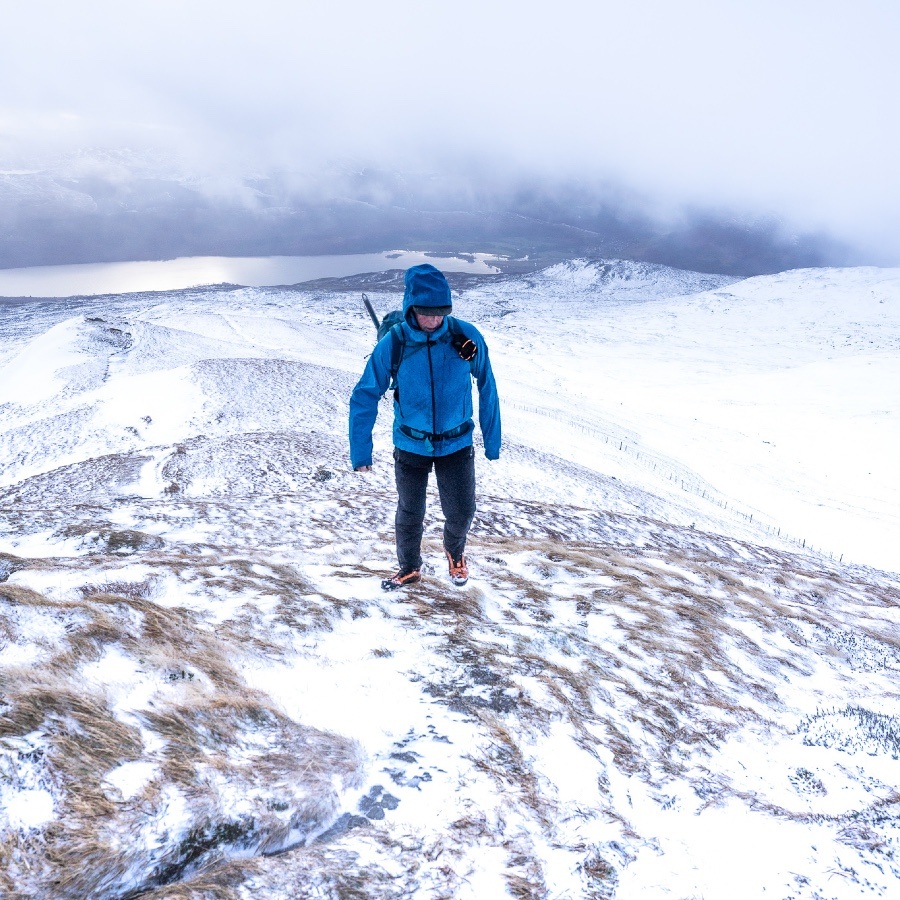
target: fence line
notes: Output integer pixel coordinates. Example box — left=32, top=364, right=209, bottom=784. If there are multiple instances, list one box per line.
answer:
left=505, top=400, right=841, bottom=562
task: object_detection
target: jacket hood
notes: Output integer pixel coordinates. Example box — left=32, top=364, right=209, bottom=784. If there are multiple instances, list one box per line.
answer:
left=403, top=264, right=452, bottom=326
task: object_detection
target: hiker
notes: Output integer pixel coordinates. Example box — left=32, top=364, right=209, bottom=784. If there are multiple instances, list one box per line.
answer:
left=349, top=264, right=501, bottom=590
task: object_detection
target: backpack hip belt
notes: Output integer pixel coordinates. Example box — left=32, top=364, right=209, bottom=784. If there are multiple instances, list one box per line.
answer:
left=399, top=421, right=473, bottom=443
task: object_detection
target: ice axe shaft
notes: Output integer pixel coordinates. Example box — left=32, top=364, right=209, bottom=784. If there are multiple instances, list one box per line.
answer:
left=361, top=292, right=381, bottom=331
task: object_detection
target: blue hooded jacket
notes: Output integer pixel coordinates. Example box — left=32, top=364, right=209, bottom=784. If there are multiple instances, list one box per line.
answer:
left=349, top=265, right=501, bottom=469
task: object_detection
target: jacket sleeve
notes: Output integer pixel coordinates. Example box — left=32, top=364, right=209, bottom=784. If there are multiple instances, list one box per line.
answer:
left=471, top=330, right=501, bottom=460
left=348, top=338, right=393, bottom=469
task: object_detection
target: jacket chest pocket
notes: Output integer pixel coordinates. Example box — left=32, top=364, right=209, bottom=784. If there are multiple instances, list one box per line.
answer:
left=440, top=354, right=473, bottom=428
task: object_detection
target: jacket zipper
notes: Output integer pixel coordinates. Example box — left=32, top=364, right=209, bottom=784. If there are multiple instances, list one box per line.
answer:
left=426, top=338, right=437, bottom=445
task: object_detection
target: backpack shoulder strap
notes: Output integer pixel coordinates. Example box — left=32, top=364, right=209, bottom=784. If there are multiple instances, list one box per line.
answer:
left=389, top=323, right=406, bottom=382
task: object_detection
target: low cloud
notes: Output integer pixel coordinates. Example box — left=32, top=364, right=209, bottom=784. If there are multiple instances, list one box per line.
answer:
left=1, top=0, right=898, bottom=265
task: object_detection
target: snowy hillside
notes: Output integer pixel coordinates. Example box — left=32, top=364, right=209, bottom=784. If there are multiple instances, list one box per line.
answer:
left=1, top=259, right=899, bottom=899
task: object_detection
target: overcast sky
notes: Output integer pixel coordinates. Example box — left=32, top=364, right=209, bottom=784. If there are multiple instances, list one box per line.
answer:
left=1, top=0, right=898, bottom=259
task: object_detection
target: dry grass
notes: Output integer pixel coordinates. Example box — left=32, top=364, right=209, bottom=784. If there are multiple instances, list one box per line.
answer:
left=126, top=858, right=249, bottom=900
left=1, top=672, right=146, bottom=899
left=0, top=564, right=366, bottom=900
left=3, top=492, right=899, bottom=897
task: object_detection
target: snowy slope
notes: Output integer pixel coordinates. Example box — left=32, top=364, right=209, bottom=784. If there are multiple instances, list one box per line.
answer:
left=1, top=260, right=899, bottom=899
left=457, top=260, right=900, bottom=571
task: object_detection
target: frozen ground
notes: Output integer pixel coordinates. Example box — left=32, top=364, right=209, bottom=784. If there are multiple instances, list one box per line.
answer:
left=1, top=259, right=899, bottom=898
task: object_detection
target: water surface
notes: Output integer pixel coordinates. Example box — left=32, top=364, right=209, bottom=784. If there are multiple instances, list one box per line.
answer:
left=0, top=251, right=499, bottom=298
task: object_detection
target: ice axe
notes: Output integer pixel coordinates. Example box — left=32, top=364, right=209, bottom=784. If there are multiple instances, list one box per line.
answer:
left=361, top=292, right=381, bottom=332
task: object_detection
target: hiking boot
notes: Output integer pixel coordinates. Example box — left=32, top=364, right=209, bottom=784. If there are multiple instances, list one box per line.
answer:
left=445, top=550, right=469, bottom=586
left=381, top=567, right=422, bottom=591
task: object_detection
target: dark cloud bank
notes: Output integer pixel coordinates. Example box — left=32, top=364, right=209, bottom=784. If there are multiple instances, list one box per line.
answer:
left=0, top=0, right=900, bottom=275
left=0, top=162, right=858, bottom=277
left=2, top=3, right=896, bottom=277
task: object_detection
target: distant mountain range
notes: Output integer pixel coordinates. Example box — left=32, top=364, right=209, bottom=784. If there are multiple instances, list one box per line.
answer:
left=0, top=160, right=860, bottom=276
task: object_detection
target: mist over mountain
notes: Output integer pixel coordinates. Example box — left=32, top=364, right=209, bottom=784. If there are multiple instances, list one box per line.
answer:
left=0, top=159, right=857, bottom=276
left=3, top=3, right=897, bottom=278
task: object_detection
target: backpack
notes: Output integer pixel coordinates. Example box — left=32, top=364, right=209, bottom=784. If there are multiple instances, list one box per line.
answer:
left=385, top=318, right=476, bottom=386
left=362, top=292, right=477, bottom=389
left=364, top=292, right=404, bottom=342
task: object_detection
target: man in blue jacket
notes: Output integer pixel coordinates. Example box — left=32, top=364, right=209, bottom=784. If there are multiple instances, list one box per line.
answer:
left=349, top=264, right=501, bottom=590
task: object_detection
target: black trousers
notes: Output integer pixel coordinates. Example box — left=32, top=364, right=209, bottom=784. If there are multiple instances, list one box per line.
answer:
left=394, top=445, right=476, bottom=571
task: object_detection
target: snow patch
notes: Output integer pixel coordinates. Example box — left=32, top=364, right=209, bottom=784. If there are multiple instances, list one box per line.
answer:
left=4, top=789, right=55, bottom=829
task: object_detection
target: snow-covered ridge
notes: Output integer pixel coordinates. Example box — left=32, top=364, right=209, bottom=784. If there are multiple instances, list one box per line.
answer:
left=1, top=259, right=899, bottom=898
left=524, top=257, right=739, bottom=300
